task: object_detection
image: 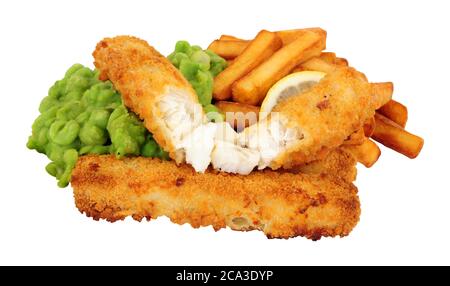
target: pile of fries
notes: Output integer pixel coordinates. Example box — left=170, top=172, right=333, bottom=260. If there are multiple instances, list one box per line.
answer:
left=208, top=28, right=423, bottom=167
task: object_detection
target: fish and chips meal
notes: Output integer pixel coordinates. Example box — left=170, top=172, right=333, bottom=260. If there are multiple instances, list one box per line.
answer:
left=27, top=28, right=424, bottom=240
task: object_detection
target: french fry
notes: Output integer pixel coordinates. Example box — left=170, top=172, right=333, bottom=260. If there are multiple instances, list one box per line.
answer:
left=343, top=128, right=366, bottom=146
left=207, top=40, right=249, bottom=59
left=319, top=52, right=337, bottom=64
left=215, top=101, right=260, bottom=131
left=343, top=138, right=381, bottom=168
left=372, top=113, right=424, bottom=159
left=335, top=57, right=349, bottom=66
left=232, top=31, right=325, bottom=105
left=276, top=27, right=327, bottom=46
left=378, top=99, right=408, bottom=128
left=213, top=30, right=282, bottom=100
left=293, top=57, right=337, bottom=73
left=294, top=53, right=349, bottom=73
left=363, top=116, right=376, bottom=137
left=220, top=35, right=245, bottom=41
left=212, top=28, right=326, bottom=58
left=371, top=82, right=393, bottom=109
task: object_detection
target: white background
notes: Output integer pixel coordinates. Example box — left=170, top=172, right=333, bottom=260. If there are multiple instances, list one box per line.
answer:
left=1, top=0, right=449, bottom=266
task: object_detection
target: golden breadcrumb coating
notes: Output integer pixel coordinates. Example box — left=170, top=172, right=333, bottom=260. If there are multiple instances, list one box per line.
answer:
left=296, top=148, right=357, bottom=183
left=93, top=36, right=200, bottom=161
left=71, top=154, right=360, bottom=240
left=271, top=67, right=376, bottom=169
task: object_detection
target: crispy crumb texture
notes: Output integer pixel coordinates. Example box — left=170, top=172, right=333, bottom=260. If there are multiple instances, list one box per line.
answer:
left=71, top=155, right=360, bottom=240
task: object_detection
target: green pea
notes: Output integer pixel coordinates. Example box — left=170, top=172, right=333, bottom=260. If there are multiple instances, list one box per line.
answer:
left=29, top=112, right=54, bottom=153
left=56, top=101, right=83, bottom=121
left=57, top=149, right=78, bottom=188
left=27, top=136, right=45, bottom=154
left=50, top=162, right=65, bottom=180
left=179, top=59, right=200, bottom=81
left=49, top=120, right=80, bottom=145
left=191, top=45, right=202, bottom=52
left=64, top=148, right=78, bottom=164
left=46, top=143, right=65, bottom=162
left=191, top=50, right=210, bottom=71
left=97, top=89, right=119, bottom=107
left=26, top=137, right=36, bottom=150
left=79, top=124, right=107, bottom=146
left=111, top=129, right=140, bottom=157
left=82, top=82, right=121, bottom=108
left=45, top=162, right=58, bottom=177
left=75, top=111, right=90, bottom=124
left=32, top=106, right=57, bottom=130
left=175, top=41, right=191, bottom=55
left=89, top=109, right=110, bottom=129
left=73, top=66, right=94, bottom=79
left=168, top=52, right=189, bottom=68
left=167, top=52, right=177, bottom=66
left=192, top=70, right=213, bottom=106
left=36, top=127, right=49, bottom=147
left=39, top=96, right=60, bottom=113
left=109, top=115, right=146, bottom=157
left=65, top=73, right=90, bottom=93
left=64, top=64, right=84, bottom=79
left=108, top=105, right=123, bottom=123
left=141, top=139, right=159, bottom=157
left=48, top=81, right=63, bottom=99
left=64, top=90, right=83, bottom=101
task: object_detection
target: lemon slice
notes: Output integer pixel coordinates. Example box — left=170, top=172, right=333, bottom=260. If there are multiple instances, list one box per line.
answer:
left=259, top=71, right=326, bottom=120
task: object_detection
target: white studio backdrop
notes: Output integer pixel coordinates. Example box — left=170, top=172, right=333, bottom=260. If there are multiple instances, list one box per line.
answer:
left=0, top=0, right=449, bottom=265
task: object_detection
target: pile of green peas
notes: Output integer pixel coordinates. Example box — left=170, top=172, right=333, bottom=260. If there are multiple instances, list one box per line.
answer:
left=27, top=64, right=168, bottom=187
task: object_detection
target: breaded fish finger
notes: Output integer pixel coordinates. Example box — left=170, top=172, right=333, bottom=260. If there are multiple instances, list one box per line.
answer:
left=71, top=155, right=360, bottom=240
left=93, top=36, right=204, bottom=163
